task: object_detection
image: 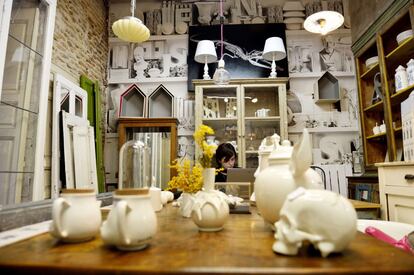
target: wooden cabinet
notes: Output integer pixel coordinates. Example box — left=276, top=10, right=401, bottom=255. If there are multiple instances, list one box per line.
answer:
left=355, top=3, right=414, bottom=169
left=376, top=161, right=414, bottom=224
left=193, top=78, right=288, bottom=168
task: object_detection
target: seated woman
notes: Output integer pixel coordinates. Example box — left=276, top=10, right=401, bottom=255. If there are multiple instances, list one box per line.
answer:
left=215, top=143, right=237, bottom=182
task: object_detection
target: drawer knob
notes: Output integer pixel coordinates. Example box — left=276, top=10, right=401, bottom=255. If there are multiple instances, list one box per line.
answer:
left=404, top=174, right=414, bottom=180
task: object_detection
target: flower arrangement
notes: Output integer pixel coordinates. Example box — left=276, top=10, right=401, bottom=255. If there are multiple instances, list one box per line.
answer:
left=167, top=125, right=217, bottom=193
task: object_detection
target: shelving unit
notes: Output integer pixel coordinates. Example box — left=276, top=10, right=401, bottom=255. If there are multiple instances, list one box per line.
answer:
left=194, top=78, right=288, bottom=168
left=355, top=3, right=414, bottom=169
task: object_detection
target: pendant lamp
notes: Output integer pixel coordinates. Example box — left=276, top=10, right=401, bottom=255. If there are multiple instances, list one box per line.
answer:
left=213, top=0, right=230, bottom=85
left=304, top=10, right=344, bottom=35
left=112, top=0, right=150, bottom=43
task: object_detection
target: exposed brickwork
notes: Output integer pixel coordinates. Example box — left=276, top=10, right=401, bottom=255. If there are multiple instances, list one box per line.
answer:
left=52, top=0, right=108, bottom=87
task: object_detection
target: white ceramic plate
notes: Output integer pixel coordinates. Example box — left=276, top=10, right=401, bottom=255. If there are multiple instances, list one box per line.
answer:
left=175, top=22, right=188, bottom=34
left=365, top=56, right=378, bottom=68
left=397, top=29, right=413, bottom=45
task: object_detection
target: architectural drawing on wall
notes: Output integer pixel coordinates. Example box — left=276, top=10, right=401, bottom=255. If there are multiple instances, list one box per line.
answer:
left=148, top=84, right=174, bottom=118
left=131, top=38, right=187, bottom=80
left=178, top=136, right=195, bottom=160
left=225, top=98, right=237, bottom=118
left=319, top=35, right=354, bottom=73
left=109, top=44, right=129, bottom=80
left=288, top=41, right=315, bottom=73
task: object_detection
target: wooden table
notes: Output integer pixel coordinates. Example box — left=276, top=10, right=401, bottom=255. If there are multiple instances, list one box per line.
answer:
left=0, top=205, right=413, bottom=274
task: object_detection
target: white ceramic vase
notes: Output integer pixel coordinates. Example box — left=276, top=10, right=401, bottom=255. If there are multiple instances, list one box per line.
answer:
left=254, top=130, right=323, bottom=229
left=49, top=189, right=101, bottom=242
left=101, top=189, right=157, bottom=251
left=191, top=168, right=229, bottom=232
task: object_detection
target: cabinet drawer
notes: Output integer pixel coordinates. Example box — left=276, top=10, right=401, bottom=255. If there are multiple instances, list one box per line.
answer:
left=381, top=166, right=414, bottom=187
left=387, top=195, right=414, bottom=224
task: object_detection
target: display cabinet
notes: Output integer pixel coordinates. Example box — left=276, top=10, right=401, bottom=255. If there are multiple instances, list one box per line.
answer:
left=355, top=3, right=414, bottom=169
left=194, top=78, right=288, bottom=168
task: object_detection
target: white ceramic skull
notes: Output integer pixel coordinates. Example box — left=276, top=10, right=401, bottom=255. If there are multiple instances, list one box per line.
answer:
left=273, top=187, right=357, bottom=258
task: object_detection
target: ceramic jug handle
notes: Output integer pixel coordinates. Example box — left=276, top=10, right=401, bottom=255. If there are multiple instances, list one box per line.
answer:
left=52, top=198, right=70, bottom=238
left=116, top=200, right=130, bottom=245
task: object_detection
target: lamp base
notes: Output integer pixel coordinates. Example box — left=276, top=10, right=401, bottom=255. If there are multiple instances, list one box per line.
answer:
left=269, top=59, right=277, bottom=78
left=203, top=62, right=211, bottom=80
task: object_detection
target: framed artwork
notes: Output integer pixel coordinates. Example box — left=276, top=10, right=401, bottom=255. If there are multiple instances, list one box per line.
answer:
left=225, top=98, right=237, bottom=118
left=288, top=41, right=315, bottom=73
left=188, top=23, right=288, bottom=90
left=203, top=97, right=220, bottom=118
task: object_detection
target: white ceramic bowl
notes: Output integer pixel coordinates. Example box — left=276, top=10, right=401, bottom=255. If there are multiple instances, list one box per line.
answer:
left=365, top=56, right=378, bottom=69
left=396, top=29, right=413, bottom=45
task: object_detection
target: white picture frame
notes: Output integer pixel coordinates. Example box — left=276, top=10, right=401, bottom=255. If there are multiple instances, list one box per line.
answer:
left=203, top=97, right=220, bottom=119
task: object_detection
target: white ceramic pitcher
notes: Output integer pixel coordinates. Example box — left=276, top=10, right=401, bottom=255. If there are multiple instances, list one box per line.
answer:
left=101, top=189, right=157, bottom=251
left=49, top=189, right=102, bottom=242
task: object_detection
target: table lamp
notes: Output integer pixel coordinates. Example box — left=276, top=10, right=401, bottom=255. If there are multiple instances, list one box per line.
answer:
left=195, top=40, right=217, bottom=80
left=262, top=37, right=286, bottom=78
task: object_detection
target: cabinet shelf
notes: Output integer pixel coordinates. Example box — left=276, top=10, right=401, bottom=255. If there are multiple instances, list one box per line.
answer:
left=390, top=83, right=414, bottom=104
left=289, top=72, right=355, bottom=78
left=360, top=63, right=379, bottom=80
left=385, top=36, right=414, bottom=69
left=245, top=150, right=259, bottom=154
left=202, top=118, right=238, bottom=122
left=244, top=116, right=280, bottom=121
left=366, top=132, right=387, bottom=140
left=363, top=100, right=384, bottom=112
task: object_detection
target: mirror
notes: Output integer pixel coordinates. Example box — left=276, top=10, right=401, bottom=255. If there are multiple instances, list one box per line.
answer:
left=0, top=0, right=52, bottom=207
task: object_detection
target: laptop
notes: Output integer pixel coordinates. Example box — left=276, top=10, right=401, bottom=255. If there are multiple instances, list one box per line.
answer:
left=226, top=168, right=256, bottom=184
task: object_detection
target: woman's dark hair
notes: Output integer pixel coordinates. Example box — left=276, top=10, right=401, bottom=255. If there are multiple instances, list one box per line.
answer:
left=215, top=143, right=237, bottom=167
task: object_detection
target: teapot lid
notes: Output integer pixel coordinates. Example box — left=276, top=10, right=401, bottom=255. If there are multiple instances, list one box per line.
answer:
left=258, top=133, right=280, bottom=153
left=268, top=140, right=293, bottom=161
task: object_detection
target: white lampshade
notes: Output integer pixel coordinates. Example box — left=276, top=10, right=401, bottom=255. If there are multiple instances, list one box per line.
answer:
left=112, top=16, right=150, bottom=43
left=262, top=37, right=286, bottom=61
left=304, top=11, right=344, bottom=35
left=195, top=40, right=217, bottom=64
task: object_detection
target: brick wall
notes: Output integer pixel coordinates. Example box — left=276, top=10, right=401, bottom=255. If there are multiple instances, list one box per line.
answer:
left=52, top=0, right=108, bottom=86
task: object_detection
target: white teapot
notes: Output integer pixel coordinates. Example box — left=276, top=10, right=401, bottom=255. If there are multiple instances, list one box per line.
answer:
left=254, top=129, right=323, bottom=229
left=49, top=189, right=101, bottom=242
left=273, top=187, right=357, bottom=257
left=101, top=189, right=157, bottom=251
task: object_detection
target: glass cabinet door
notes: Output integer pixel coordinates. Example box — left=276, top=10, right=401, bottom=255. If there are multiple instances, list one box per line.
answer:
left=242, top=84, right=287, bottom=168
left=195, top=85, right=240, bottom=167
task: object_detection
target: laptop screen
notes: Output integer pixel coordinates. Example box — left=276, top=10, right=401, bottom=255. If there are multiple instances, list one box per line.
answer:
left=226, top=168, right=256, bottom=184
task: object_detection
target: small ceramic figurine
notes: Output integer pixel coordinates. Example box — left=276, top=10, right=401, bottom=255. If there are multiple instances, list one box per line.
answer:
left=407, top=59, right=414, bottom=86
left=373, top=122, right=380, bottom=135
left=273, top=187, right=357, bottom=257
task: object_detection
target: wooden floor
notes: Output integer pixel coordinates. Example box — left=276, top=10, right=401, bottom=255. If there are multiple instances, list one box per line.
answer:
left=0, top=204, right=413, bottom=274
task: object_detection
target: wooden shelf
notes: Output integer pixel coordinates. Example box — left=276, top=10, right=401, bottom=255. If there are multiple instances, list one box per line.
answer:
left=390, top=83, right=414, bottom=104
left=366, top=132, right=387, bottom=140
left=108, top=77, right=187, bottom=84
left=289, top=127, right=359, bottom=134
left=363, top=100, right=384, bottom=112
left=289, top=71, right=355, bottom=78
left=244, top=116, right=280, bottom=121
left=202, top=117, right=238, bottom=122
left=245, top=150, right=258, bottom=154
left=109, top=34, right=188, bottom=43
left=385, top=36, right=414, bottom=68
left=360, top=63, right=379, bottom=80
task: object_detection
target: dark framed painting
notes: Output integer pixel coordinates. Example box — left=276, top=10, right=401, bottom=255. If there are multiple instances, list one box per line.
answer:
left=187, top=23, right=288, bottom=90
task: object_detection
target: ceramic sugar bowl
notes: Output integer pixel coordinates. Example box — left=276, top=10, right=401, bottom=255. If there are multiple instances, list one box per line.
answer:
left=254, top=129, right=323, bottom=229
left=101, top=189, right=157, bottom=251
left=50, top=189, right=102, bottom=242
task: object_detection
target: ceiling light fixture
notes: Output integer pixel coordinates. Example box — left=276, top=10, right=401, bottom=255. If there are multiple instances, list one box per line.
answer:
left=303, top=10, right=344, bottom=35
left=213, top=0, right=230, bottom=85
left=112, top=0, right=150, bottom=43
